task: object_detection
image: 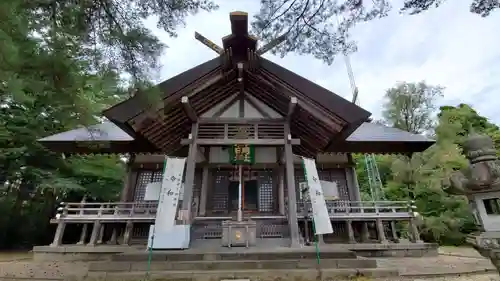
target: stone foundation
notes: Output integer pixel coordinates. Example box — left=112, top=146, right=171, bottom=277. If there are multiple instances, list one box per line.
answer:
left=32, top=242, right=438, bottom=262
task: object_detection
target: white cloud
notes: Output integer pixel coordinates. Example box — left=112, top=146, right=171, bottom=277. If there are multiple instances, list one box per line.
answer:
left=145, top=0, right=500, bottom=124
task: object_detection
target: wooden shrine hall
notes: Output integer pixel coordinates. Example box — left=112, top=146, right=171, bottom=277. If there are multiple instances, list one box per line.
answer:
left=37, top=12, right=435, bottom=251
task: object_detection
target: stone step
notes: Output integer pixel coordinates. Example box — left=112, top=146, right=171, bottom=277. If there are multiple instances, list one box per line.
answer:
left=89, top=268, right=399, bottom=281
left=89, top=258, right=377, bottom=272
left=111, top=249, right=357, bottom=262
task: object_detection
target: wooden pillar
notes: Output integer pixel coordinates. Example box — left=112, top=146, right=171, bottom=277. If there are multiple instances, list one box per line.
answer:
left=376, top=219, right=388, bottom=243
left=390, top=221, right=399, bottom=242
left=317, top=234, right=325, bottom=245
left=87, top=222, right=101, bottom=246
left=278, top=166, right=285, bottom=215
left=108, top=227, right=118, bottom=245
left=284, top=123, right=300, bottom=247
left=361, top=222, right=370, bottom=242
left=120, top=154, right=136, bottom=202
left=50, top=205, right=68, bottom=247
left=122, top=221, right=133, bottom=245
left=50, top=222, right=66, bottom=247
left=409, top=218, right=422, bottom=243
left=97, top=223, right=105, bottom=244
left=77, top=224, right=88, bottom=245
left=346, top=220, right=356, bottom=244
left=346, top=154, right=361, bottom=202
left=181, top=123, right=199, bottom=223
left=199, top=166, right=209, bottom=216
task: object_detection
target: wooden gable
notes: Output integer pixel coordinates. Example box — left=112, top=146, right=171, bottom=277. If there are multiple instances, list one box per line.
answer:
left=102, top=12, right=371, bottom=156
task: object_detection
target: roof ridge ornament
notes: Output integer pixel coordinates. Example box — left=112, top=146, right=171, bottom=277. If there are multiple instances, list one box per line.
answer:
left=194, top=11, right=287, bottom=67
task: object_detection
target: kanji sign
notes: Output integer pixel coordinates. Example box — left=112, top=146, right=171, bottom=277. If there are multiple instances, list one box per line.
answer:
left=229, top=144, right=255, bottom=165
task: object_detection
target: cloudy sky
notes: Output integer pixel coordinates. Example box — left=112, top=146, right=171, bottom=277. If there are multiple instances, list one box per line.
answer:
left=145, top=0, right=500, bottom=123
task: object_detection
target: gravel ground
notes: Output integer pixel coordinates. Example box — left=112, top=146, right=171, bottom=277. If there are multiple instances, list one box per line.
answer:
left=0, top=247, right=497, bottom=280
left=377, top=255, right=496, bottom=276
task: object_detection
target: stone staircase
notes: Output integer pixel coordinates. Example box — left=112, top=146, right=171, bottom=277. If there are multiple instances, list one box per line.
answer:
left=87, top=249, right=399, bottom=281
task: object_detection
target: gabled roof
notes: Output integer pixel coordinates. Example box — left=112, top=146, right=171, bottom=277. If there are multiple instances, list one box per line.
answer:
left=99, top=12, right=373, bottom=156
left=102, top=57, right=370, bottom=126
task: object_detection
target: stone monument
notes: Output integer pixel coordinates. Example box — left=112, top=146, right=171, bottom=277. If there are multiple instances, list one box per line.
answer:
left=444, top=132, right=500, bottom=272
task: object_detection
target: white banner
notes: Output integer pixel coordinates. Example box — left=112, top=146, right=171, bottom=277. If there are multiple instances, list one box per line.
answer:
left=155, top=157, right=186, bottom=232
left=302, top=157, right=333, bottom=235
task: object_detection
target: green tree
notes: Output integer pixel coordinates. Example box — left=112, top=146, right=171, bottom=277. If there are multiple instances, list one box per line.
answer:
left=437, top=104, right=500, bottom=152
left=382, top=81, right=443, bottom=134
left=374, top=81, right=478, bottom=244
left=252, top=0, right=497, bottom=64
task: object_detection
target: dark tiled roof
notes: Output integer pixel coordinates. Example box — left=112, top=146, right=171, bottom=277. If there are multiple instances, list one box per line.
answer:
left=347, top=122, right=432, bottom=142
left=38, top=121, right=435, bottom=154
left=102, top=57, right=370, bottom=126
left=39, top=122, right=133, bottom=142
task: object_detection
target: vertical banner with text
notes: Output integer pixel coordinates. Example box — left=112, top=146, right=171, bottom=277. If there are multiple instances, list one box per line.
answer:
left=302, top=157, right=333, bottom=235
left=155, top=157, right=186, bottom=233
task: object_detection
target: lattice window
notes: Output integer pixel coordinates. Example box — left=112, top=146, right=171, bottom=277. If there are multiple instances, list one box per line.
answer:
left=134, top=170, right=153, bottom=201
left=318, top=169, right=349, bottom=200
left=212, top=170, right=229, bottom=213
left=134, top=169, right=201, bottom=209
left=258, top=171, right=274, bottom=213
left=293, top=169, right=305, bottom=203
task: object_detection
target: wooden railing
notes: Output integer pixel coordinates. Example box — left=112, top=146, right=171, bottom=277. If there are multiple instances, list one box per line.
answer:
left=198, top=123, right=284, bottom=139
left=52, top=202, right=158, bottom=223
left=48, top=200, right=419, bottom=247
left=295, top=200, right=415, bottom=219
left=52, top=200, right=415, bottom=223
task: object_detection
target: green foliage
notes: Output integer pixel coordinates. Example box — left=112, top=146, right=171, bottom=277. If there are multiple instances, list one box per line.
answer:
left=437, top=104, right=500, bottom=152
left=0, top=0, right=216, bottom=249
left=354, top=81, right=492, bottom=246
left=253, top=0, right=497, bottom=64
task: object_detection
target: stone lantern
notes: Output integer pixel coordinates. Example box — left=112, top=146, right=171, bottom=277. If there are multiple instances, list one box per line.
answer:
left=444, top=132, right=500, bottom=271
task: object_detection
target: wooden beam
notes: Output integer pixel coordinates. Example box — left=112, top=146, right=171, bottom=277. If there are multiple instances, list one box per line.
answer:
left=181, top=138, right=300, bottom=146
left=244, top=93, right=271, bottom=118
left=181, top=96, right=197, bottom=121
left=199, top=117, right=285, bottom=124
left=213, top=94, right=240, bottom=118
left=181, top=123, right=199, bottom=223
left=195, top=32, right=223, bottom=54
left=256, top=33, right=287, bottom=56
left=287, top=97, right=297, bottom=121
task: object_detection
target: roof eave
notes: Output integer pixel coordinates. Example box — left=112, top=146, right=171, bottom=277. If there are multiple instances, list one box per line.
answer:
left=102, top=57, right=221, bottom=124
left=326, top=140, right=435, bottom=154
left=259, top=58, right=371, bottom=124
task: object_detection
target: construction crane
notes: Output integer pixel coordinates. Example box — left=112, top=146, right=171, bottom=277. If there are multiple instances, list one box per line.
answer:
left=339, top=25, right=385, bottom=202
